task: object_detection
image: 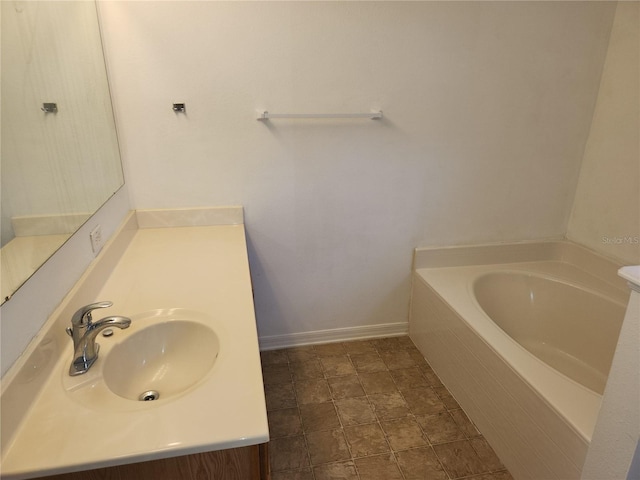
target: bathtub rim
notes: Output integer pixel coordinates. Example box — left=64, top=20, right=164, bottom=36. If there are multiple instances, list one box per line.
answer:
left=413, top=239, right=629, bottom=296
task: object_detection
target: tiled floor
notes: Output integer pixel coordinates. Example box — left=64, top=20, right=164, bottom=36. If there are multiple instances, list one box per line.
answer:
left=261, top=336, right=514, bottom=480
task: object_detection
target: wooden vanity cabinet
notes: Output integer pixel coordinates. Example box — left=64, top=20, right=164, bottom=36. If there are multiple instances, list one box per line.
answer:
left=41, top=443, right=270, bottom=480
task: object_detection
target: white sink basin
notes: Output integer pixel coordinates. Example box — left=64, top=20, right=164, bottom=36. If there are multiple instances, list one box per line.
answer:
left=62, top=309, right=221, bottom=408
left=103, top=320, right=219, bottom=402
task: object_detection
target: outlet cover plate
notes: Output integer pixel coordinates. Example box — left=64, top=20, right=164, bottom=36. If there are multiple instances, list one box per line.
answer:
left=89, top=225, right=104, bottom=255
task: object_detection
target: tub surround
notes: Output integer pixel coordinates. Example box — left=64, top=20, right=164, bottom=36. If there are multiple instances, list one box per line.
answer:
left=0, top=207, right=268, bottom=479
left=409, top=241, right=628, bottom=480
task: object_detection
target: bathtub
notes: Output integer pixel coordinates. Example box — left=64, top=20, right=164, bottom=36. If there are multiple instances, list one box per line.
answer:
left=409, top=241, right=629, bottom=480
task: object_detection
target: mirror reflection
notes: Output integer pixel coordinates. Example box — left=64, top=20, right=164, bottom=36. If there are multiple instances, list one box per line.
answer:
left=1, top=0, right=124, bottom=303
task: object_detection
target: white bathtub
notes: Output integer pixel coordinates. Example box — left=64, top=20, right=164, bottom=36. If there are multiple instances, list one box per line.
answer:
left=409, top=241, right=629, bottom=480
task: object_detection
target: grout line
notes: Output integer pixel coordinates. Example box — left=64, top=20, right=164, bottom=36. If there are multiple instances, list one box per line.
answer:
left=290, top=354, right=318, bottom=480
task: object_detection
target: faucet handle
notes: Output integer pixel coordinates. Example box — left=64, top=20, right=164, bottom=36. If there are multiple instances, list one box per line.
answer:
left=71, top=301, right=113, bottom=326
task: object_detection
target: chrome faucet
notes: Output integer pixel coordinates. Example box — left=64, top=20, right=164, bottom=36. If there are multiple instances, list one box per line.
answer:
left=66, top=301, right=131, bottom=376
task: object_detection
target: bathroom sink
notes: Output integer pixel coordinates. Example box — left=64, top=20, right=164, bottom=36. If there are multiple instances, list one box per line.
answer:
left=102, top=320, right=220, bottom=402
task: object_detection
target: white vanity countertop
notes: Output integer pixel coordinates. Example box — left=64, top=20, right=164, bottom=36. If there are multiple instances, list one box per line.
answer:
left=0, top=214, right=268, bottom=478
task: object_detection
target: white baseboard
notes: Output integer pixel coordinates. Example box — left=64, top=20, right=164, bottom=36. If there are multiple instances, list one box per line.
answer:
left=259, top=322, right=409, bottom=351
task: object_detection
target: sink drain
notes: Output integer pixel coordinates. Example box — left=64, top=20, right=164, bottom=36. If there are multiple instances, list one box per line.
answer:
left=138, top=390, right=160, bottom=402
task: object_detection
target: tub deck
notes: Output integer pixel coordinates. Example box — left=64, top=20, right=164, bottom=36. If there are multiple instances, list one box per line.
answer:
left=409, top=241, right=627, bottom=480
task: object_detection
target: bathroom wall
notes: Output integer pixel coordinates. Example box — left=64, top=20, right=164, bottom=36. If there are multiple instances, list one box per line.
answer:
left=567, top=1, right=640, bottom=265
left=98, top=1, right=616, bottom=343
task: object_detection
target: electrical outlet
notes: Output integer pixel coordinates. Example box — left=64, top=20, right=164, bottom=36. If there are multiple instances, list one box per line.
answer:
left=89, top=225, right=104, bottom=255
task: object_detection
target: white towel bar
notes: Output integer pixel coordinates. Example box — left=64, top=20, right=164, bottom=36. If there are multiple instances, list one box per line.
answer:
left=257, top=111, right=383, bottom=121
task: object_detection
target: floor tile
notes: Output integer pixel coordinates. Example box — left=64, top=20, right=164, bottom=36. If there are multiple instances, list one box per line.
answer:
left=335, top=396, right=377, bottom=426
left=287, top=346, right=317, bottom=363
left=342, top=340, right=377, bottom=354
left=315, top=343, right=347, bottom=357
left=379, top=350, right=417, bottom=370
left=291, top=358, right=324, bottom=381
left=269, top=435, right=310, bottom=472
left=416, top=411, right=467, bottom=444
left=306, top=429, right=351, bottom=465
left=320, top=355, right=356, bottom=377
left=327, top=375, right=366, bottom=399
left=450, top=408, right=481, bottom=437
left=268, top=408, right=303, bottom=438
left=369, top=392, right=410, bottom=420
left=389, top=367, right=430, bottom=392
left=350, top=353, right=387, bottom=373
left=468, top=470, right=514, bottom=480
left=434, top=385, right=461, bottom=409
left=271, top=468, right=314, bottom=480
left=398, top=336, right=417, bottom=348
left=420, top=366, right=444, bottom=387
left=396, top=446, right=448, bottom=480
left=372, top=337, right=404, bottom=353
left=380, top=417, right=428, bottom=451
left=402, top=386, right=447, bottom=415
left=355, top=453, right=404, bottom=480
left=313, top=461, right=359, bottom=480
left=261, top=349, right=289, bottom=365
left=343, top=423, right=390, bottom=457
left=359, top=371, right=398, bottom=395
left=263, top=364, right=292, bottom=385
left=408, top=348, right=429, bottom=364
left=295, top=379, right=332, bottom=405
left=300, top=402, right=341, bottom=432
left=470, top=437, right=505, bottom=471
left=433, top=439, right=490, bottom=478
left=265, top=382, right=297, bottom=411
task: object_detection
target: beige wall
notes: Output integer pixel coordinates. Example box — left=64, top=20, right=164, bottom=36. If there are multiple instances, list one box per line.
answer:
left=568, top=2, right=640, bottom=265
left=99, top=1, right=615, bottom=341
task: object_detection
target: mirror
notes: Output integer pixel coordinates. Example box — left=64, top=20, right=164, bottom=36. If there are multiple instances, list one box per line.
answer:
left=1, top=1, right=124, bottom=303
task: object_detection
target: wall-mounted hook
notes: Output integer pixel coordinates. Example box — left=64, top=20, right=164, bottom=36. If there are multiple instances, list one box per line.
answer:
left=41, top=103, right=58, bottom=113
left=172, top=103, right=186, bottom=113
